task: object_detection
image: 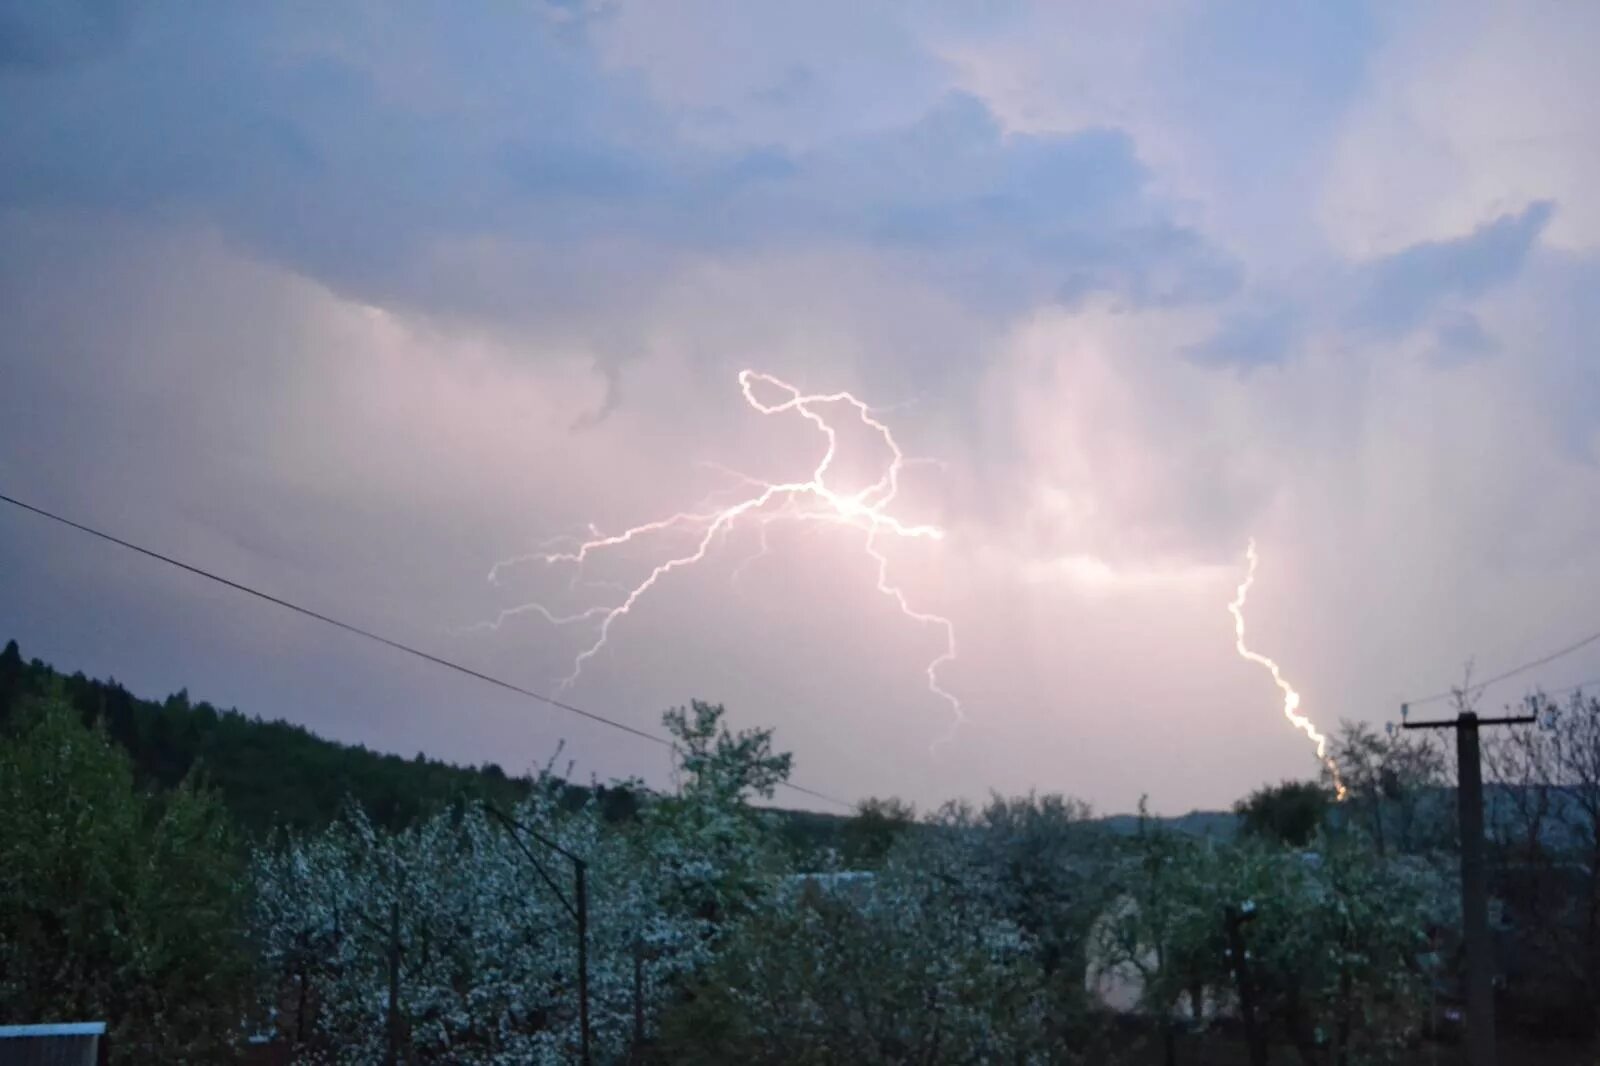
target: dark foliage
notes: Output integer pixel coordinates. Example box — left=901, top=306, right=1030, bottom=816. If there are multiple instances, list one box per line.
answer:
left=841, top=795, right=917, bottom=867
left=0, top=639, right=639, bottom=835
left=0, top=687, right=251, bottom=1061
left=1233, top=779, right=1332, bottom=848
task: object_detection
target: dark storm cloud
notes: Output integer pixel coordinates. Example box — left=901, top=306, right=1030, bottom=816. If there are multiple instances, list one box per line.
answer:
left=1188, top=202, right=1554, bottom=371
left=0, top=4, right=1234, bottom=335
left=1353, top=201, right=1554, bottom=336
left=1185, top=302, right=1298, bottom=369
left=1430, top=312, right=1496, bottom=365
left=0, top=0, right=132, bottom=69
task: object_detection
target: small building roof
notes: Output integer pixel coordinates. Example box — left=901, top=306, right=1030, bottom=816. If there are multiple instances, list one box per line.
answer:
left=0, top=1024, right=106, bottom=1038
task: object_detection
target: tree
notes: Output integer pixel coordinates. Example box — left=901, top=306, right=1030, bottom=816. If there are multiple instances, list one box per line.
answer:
left=919, top=792, right=1113, bottom=1050
left=645, top=701, right=796, bottom=927
left=1089, top=801, right=1217, bottom=1064
left=255, top=793, right=709, bottom=1064
left=662, top=700, right=792, bottom=804
left=660, top=839, right=1053, bottom=1064
left=1154, top=836, right=1451, bottom=1065
left=1329, top=721, right=1453, bottom=857
left=1483, top=691, right=1600, bottom=1035
left=841, top=796, right=916, bottom=868
left=0, top=690, right=250, bottom=1062
left=0, top=640, right=540, bottom=837
left=1235, top=780, right=1331, bottom=848
left=0, top=639, right=24, bottom=727
left=253, top=700, right=799, bottom=1064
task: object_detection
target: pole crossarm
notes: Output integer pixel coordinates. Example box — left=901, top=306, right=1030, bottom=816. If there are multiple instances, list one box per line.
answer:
left=1403, top=714, right=1537, bottom=730
left=482, top=802, right=583, bottom=919
left=481, top=801, right=585, bottom=864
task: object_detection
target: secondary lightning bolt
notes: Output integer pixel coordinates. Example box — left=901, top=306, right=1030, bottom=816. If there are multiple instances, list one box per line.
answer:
left=487, top=370, right=963, bottom=739
left=1229, top=538, right=1346, bottom=800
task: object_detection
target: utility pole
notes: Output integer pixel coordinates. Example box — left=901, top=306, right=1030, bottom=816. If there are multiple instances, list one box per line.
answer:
left=351, top=889, right=408, bottom=1065
left=631, top=936, right=645, bottom=1065
left=1223, top=901, right=1267, bottom=1066
left=1402, top=707, right=1535, bottom=1066
left=484, top=803, right=593, bottom=1066
left=386, top=900, right=402, bottom=1066
left=576, top=859, right=590, bottom=1066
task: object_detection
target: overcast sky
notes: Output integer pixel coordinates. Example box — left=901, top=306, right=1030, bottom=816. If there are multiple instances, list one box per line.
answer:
left=2, top=1, right=1597, bottom=815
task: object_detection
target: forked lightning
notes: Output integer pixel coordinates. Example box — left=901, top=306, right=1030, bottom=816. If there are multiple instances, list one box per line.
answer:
left=486, top=370, right=963, bottom=739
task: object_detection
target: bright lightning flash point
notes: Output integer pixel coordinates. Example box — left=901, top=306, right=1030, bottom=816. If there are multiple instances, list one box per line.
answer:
left=1228, top=538, right=1346, bottom=800
left=486, top=370, right=963, bottom=740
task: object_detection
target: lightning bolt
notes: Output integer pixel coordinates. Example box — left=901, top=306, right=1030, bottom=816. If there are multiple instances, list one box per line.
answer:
left=487, top=370, right=964, bottom=739
left=1229, top=538, right=1346, bottom=800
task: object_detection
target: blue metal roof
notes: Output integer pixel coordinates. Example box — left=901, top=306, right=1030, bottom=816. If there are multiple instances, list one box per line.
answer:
left=0, top=1023, right=106, bottom=1038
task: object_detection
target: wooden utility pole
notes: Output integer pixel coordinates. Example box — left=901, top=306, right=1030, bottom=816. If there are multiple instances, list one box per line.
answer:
left=351, top=894, right=408, bottom=1065
left=575, top=860, right=590, bottom=1066
left=484, top=803, right=593, bottom=1066
left=1223, top=902, right=1267, bottom=1066
left=631, top=936, right=645, bottom=1065
left=1403, top=707, right=1535, bottom=1066
left=385, top=900, right=402, bottom=1066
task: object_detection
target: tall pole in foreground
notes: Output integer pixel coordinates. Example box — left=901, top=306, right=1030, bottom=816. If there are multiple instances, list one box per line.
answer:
left=1224, top=902, right=1267, bottom=1066
left=1402, top=707, right=1535, bottom=1066
left=483, top=803, right=592, bottom=1065
left=576, top=860, right=590, bottom=1066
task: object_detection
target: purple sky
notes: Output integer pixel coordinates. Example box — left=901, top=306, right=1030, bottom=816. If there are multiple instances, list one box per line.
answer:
left=2, top=2, right=1598, bottom=814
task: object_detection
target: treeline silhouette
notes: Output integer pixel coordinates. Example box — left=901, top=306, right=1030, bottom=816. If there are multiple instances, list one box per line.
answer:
left=0, top=639, right=649, bottom=834
left=0, top=638, right=851, bottom=858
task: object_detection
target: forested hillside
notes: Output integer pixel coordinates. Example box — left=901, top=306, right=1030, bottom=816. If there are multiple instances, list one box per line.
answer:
left=0, top=639, right=1207, bottom=848
left=0, top=639, right=621, bottom=833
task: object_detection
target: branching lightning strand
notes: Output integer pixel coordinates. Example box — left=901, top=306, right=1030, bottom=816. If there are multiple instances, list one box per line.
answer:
left=1229, top=538, right=1346, bottom=800
left=489, top=370, right=963, bottom=739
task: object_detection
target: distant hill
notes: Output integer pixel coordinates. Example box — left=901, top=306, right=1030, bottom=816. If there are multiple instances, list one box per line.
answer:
left=1, top=638, right=1250, bottom=846
left=1095, top=808, right=1239, bottom=839
left=0, top=639, right=645, bottom=835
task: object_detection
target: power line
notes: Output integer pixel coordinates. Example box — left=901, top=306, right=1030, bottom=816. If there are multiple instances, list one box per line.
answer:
left=1550, top=677, right=1600, bottom=699
left=1522, top=677, right=1600, bottom=704
left=0, top=490, right=851, bottom=810
left=1404, top=627, right=1600, bottom=709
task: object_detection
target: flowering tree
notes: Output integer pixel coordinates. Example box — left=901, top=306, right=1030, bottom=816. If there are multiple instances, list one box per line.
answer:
left=253, top=700, right=793, bottom=1063
left=938, top=792, right=1115, bottom=1047
left=249, top=701, right=1453, bottom=1064
left=659, top=840, right=1053, bottom=1064
left=1087, top=801, right=1218, bottom=1059
left=1177, top=832, right=1452, bottom=1056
